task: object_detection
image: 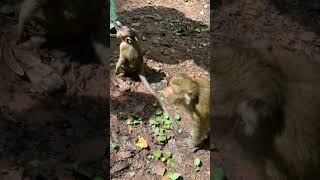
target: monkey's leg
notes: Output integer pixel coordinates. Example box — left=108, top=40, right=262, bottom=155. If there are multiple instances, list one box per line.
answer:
left=115, top=55, right=125, bottom=74
left=17, top=0, right=43, bottom=41
left=190, top=114, right=209, bottom=147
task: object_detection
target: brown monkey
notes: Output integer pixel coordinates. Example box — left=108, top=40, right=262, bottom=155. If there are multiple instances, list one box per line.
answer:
left=17, top=0, right=108, bottom=64
left=163, top=74, right=210, bottom=147
left=113, top=23, right=178, bottom=131
left=113, top=24, right=143, bottom=75
left=212, top=40, right=320, bottom=180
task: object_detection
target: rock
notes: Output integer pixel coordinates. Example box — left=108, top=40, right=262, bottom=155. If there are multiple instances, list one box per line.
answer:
left=153, top=161, right=166, bottom=176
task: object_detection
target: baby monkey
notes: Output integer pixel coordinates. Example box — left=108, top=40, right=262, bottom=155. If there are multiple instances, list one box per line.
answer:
left=163, top=74, right=210, bottom=147
left=114, top=24, right=142, bottom=75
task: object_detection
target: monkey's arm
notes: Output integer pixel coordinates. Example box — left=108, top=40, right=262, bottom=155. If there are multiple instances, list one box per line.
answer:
left=115, top=48, right=126, bottom=73
left=139, top=75, right=179, bottom=133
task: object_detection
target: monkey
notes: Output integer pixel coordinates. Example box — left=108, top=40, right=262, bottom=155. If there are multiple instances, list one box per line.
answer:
left=16, top=0, right=108, bottom=64
left=112, top=22, right=179, bottom=131
left=212, top=40, right=320, bottom=180
left=162, top=74, right=210, bottom=147
left=113, top=24, right=142, bottom=76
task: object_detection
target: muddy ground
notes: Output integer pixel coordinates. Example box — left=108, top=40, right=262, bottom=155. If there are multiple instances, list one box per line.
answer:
left=110, top=0, right=210, bottom=180
left=212, top=0, right=320, bottom=180
left=0, top=1, right=107, bottom=179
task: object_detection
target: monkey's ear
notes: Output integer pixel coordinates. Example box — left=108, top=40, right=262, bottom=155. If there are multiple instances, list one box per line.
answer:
left=125, top=37, right=132, bottom=44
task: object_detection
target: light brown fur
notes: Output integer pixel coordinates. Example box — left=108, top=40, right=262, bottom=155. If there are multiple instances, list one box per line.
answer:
left=163, top=74, right=210, bottom=147
left=212, top=40, right=320, bottom=179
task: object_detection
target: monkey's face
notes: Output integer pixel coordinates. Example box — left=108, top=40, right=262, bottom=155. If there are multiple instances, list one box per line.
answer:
left=116, top=26, right=138, bottom=42
left=163, top=75, right=199, bottom=108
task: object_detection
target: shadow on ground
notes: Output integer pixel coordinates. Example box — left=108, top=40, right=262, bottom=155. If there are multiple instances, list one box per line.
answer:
left=111, top=6, right=210, bottom=72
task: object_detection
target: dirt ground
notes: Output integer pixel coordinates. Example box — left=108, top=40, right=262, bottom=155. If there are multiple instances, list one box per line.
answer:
left=110, top=0, right=210, bottom=180
left=212, top=0, right=320, bottom=180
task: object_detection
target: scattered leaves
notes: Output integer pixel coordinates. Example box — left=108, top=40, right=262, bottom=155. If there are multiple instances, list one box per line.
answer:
left=126, top=114, right=143, bottom=126
left=149, top=118, right=161, bottom=126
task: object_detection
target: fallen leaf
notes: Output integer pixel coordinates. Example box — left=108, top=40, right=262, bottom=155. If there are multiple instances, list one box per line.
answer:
left=135, top=136, right=148, bottom=149
left=127, top=125, right=133, bottom=134
left=115, top=151, right=132, bottom=160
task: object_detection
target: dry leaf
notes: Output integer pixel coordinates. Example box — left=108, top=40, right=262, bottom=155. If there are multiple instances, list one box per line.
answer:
left=127, top=125, right=133, bottom=134
left=135, top=136, right=148, bottom=149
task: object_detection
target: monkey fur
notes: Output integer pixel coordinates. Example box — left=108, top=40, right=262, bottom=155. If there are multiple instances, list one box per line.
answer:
left=17, top=0, right=108, bottom=64
left=114, top=23, right=143, bottom=75
left=163, top=74, right=210, bottom=147
left=212, top=40, right=320, bottom=180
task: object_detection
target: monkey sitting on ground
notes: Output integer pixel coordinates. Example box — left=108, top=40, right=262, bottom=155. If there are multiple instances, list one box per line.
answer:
left=212, top=40, right=320, bottom=180
left=114, top=24, right=142, bottom=76
left=17, top=0, right=108, bottom=64
left=162, top=74, right=210, bottom=147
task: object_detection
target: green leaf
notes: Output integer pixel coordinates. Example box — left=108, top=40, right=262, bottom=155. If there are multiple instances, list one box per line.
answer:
left=164, top=119, right=172, bottom=125
left=166, top=172, right=181, bottom=180
left=174, top=114, right=181, bottom=121
left=154, top=127, right=160, bottom=135
left=126, top=120, right=142, bottom=125
left=157, top=135, right=167, bottom=142
left=160, top=157, right=167, bottom=162
left=164, top=112, right=170, bottom=120
left=159, top=128, right=165, bottom=134
left=152, top=150, right=162, bottom=159
left=111, top=142, right=119, bottom=150
left=163, top=149, right=172, bottom=158
left=165, top=124, right=173, bottom=129
left=155, top=108, right=163, bottom=116
left=194, top=158, right=202, bottom=167
left=149, top=118, right=160, bottom=125
left=166, top=159, right=175, bottom=168
left=212, top=166, right=225, bottom=180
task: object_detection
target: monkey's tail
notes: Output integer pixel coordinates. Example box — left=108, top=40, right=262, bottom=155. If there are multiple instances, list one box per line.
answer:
left=139, top=74, right=179, bottom=133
